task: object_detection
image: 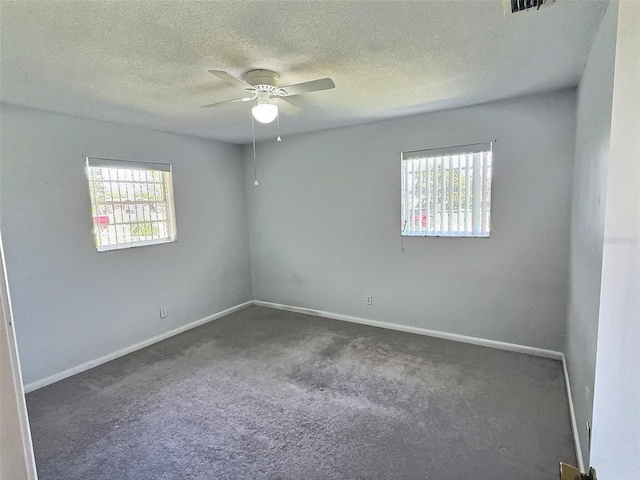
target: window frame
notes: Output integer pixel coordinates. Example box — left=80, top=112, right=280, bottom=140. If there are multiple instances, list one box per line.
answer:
left=85, top=156, right=177, bottom=252
left=400, top=142, right=493, bottom=238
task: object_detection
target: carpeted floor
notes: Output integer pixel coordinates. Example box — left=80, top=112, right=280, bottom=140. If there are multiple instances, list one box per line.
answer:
left=26, top=306, right=576, bottom=479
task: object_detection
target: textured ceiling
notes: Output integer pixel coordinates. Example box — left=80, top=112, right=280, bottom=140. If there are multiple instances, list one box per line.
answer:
left=0, top=0, right=606, bottom=144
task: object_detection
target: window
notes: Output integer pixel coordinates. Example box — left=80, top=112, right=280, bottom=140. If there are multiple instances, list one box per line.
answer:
left=86, top=157, right=177, bottom=251
left=401, top=142, right=493, bottom=237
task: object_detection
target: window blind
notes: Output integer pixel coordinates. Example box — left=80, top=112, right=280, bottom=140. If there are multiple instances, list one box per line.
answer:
left=401, top=142, right=493, bottom=237
left=85, top=157, right=177, bottom=251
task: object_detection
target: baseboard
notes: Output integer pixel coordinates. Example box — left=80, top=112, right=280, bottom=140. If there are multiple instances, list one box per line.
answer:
left=253, top=300, right=563, bottom=360
left=562, top=354, right=585, bottom=472
left=23, top=300, right=253, bottom=393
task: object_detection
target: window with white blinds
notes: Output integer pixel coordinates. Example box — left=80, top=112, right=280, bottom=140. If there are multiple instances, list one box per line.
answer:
left=401, top=143, right=493, bottom=237
left=86, top=157, right=177, bottom=251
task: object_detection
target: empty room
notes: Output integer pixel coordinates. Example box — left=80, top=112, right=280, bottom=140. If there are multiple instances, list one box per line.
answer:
left=1, top=1, right=638, bottom=479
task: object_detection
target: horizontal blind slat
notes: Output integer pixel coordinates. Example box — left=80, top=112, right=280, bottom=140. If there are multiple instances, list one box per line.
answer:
left=402, top=142, right=492, bottom=160
left=87, top=157, right=172, bottom=172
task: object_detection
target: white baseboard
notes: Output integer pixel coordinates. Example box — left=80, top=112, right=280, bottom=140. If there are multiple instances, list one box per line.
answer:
left=23, top=300, right=253, bottom=393
left=562, top=355, right=585, bottom=472
left=254, top=300, right=563, bottom=360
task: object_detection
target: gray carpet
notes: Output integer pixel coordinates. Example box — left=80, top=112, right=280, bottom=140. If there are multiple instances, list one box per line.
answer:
left=26, top=306, right=576, bottom=479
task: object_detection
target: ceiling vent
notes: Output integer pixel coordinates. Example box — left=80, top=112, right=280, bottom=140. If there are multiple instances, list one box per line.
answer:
left=504, top=0, right=555, bottom=14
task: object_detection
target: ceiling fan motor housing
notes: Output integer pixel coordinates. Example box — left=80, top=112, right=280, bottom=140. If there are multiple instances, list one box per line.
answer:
left=245, top=69, right=280, bottom=88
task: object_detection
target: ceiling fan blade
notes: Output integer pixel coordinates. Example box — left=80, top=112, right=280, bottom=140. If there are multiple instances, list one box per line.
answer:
left=200, top=96, right=253, bottom=109
left=280, top=78, right=335, bottom=96
left=207, top=70, right=254, bottom=90
left=274, top=98, right=302, bottom=116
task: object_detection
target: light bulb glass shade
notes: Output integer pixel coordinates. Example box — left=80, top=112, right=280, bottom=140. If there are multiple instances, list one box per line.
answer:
left=252, top=102, right=278, bottom=124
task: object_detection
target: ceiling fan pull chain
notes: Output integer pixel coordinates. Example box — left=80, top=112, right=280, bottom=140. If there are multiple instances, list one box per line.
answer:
left=252, top=116, right=259, bottom=186
left=277, top=113, right=282, bottom=142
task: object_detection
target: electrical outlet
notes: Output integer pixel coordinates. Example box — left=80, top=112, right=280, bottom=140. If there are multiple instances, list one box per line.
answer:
left=365, top=295, right=372, bottom=305
left=159, top=308, right=167, bottom=319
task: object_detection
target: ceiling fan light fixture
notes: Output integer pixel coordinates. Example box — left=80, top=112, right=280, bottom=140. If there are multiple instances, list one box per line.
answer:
left=252, top=102, right=278, bottom=124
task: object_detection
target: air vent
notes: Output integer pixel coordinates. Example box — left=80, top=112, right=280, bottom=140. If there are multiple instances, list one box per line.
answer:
left=504, top=0, right=555, bottom=14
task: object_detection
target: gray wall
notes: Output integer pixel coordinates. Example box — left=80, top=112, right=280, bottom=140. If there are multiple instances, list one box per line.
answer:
left=0, top=103, right=252, bottom=385
left=565, top=0, right=617, bottom=466
left=590, top=0, right=640, bottom=475
left=244, top=90, right=576, bottom=351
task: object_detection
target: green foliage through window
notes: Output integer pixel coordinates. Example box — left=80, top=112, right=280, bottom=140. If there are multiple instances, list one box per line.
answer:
left=130, top=223, right=159, bottom=237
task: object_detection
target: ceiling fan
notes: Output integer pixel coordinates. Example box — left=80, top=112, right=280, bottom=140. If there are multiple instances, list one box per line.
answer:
left=201, top=69, right=335, bottom=124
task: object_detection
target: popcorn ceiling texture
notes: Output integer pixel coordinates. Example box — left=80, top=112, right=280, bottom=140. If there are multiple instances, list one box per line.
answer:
left=26, top=307, right=576, bottom=479
left=1, top=0, right=605, bottom=144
